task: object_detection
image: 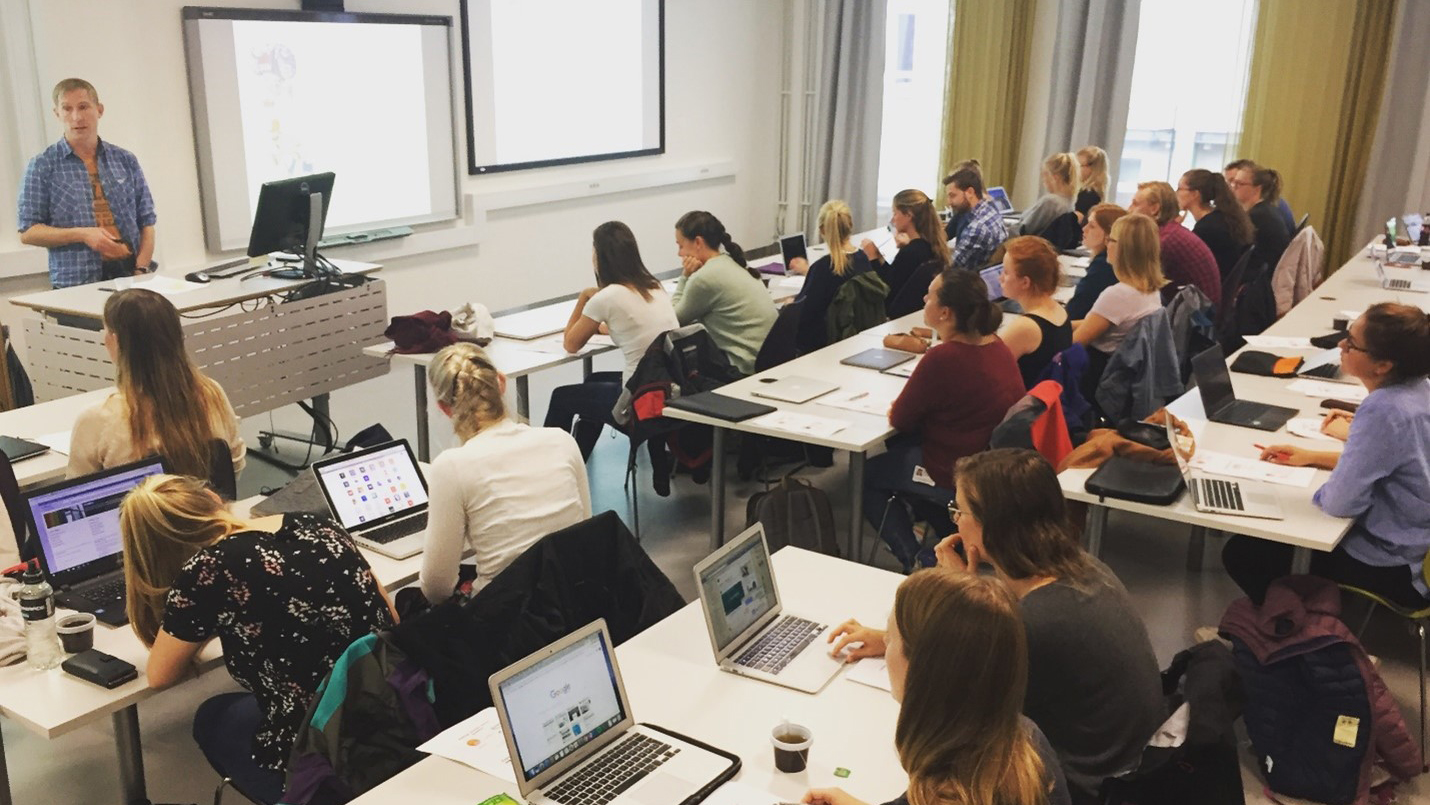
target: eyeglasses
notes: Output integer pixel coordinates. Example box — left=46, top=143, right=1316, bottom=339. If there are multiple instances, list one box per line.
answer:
left=1227, top=179, right=1249, bottom=188
left=946, top=502, right=963, bottom=521
left=1107, top=237, right=1118, bottom=244
left=1341, top=333, right=1371, bottom=355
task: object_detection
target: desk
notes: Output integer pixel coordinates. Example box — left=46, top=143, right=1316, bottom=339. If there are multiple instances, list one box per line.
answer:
left=0, top=493, right=426, bottom=805
left=0, top=388, right=112, bottom=490
left=350, top=547, right=907, bottom=805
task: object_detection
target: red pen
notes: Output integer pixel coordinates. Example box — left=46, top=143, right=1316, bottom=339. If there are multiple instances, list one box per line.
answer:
left=1253, top=443, right=1289, bottom=460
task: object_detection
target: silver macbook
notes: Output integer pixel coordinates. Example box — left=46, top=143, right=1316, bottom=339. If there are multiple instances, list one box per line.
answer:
left=1374, top=259, right=1430, bottom=293
left=693, top=523, right=843, bottom=694
left=489, top=620, right=735, bottom=805
left=1166, top=418, right=1284, bottom=519
left=749, top=375, right=838, bottom=404
left=311, top=439, right=429, bottom=559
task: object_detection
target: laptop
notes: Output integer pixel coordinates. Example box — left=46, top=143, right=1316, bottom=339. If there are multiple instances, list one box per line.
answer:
left=980, top=264, right=1005, bottom=300
left=489, top=620, right=737, bottom=805
left=1296, top=347, right=1355, bottom=384
left=1166, top=418, right=1284, bottom=519
left=1190, top=345, right=1298, bottom=431
left=749, top=376, right=838, bottom=404
left=311, top=439, right=429, bottom=559
left=0, top=435, right=49, bottom=462
left=1374, top=259, right=1430, bottom=293
left=494, top=305, right=569, bottom=340
left=987, top=186, right=1014, bottom=213
left=779, top=233, right=807, bottom=272
left=24, top=456, right=169, bottom=626
left=692, top=523, right=843, bottom=694
left=840, top=347, right=915, bottom=372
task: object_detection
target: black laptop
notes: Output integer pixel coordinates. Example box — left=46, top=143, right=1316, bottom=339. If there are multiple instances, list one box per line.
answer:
left=1191, top=345, right=1298, bottom=431
left=0, top=435, right=49, bottom=462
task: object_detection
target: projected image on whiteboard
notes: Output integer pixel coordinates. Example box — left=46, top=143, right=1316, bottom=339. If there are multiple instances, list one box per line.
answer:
left=461, top=0, right=664, bottom=173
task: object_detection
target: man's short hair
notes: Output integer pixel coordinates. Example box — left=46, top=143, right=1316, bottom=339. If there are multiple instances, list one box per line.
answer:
left=1223, top=158, right=1257, bottom=173
left=52, top=78, right=99, bottom=108
left=1135, top=181, right=1178, bottom=226
left=946, top=167, right=985, bottom=198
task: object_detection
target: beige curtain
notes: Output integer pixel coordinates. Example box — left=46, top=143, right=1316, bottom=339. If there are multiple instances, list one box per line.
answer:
left=938, top=0, right=1038, bottom=192
left=1237, top=0, right=1397, bottom=270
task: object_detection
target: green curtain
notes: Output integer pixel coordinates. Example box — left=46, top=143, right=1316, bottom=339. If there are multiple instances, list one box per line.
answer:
left=1237, top=0, right=1397, bottom=270
left=938, top=0, right=1038, bottom=192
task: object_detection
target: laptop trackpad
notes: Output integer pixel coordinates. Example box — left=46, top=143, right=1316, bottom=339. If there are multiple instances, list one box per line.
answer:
left=632, top=773, right=696, bottom=805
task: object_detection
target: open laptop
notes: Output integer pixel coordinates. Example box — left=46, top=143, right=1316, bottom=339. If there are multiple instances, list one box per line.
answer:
left=981, top=264, right=1005, bottom=300
left=1190, top=345, right=1298, bottom=431
left=1297, top=346, right=1355, bottom=384
left=24, top=456, right=169, bottom=626
left=778, top=233, right=807, bottom=272
left=311, top=439, right=429, bottom=559
left=1166, top=418, right=1284, bottom=519
left=489, top=620, right=737, bottom=805
left=692, top=523, right=843, bottom=693
left=1374, top=259, right=1430, bottom=293
left=749, top=376, right=838, bottom=404
left=0, top=435, right=49, bottom=462
left=987, top=186, right=1014, bottom=213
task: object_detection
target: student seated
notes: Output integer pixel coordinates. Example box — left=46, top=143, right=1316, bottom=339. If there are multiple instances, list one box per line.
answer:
left=671, top=211, right=777, bottom=377
left=69, top=288, right=244, bottom=481
left=863, top=269, right=1024, bottom=572
left=790, top=200, right=874, bottom=354
left=1020, top=153, right=1077, bottom=238
left=946, top=166, right=1009, bottom=270
left=1127, top=181, right=1220, bottom=303
left=942, top=158, right=982, bottom=240
left=1228, top=304, right=1430, bottom=608
left=861, top=189, right=951, bottom=310
left=1064, top=203, right=1128, bottom=320
left=420, top=343, right=591, bottom=604
left=1177, top=169, right=1254, bottom=280
left=832, top=449, right=1165, bottom=803
left=122, top=475, right=396, bottom=804
left=1226, top=157, right=1296, bottom=235
left=1071, top=213, right=1166, bottom=402
left=1074, top=146, right=1108, bottom=220
left=804, top=570, right=1070, bottom=805
left=544, top=221, right=679, bottom=461
left=998, top=236, right=1071, bottom=388
left=1227, top=161, right=1291, bottom=272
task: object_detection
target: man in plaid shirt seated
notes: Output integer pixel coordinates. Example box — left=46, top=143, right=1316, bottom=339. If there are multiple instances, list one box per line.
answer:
left=946, top=167, right=1007, bottom=270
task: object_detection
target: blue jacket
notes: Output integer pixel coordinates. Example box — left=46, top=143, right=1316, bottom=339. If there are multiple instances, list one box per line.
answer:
left=1095, top=309, right=1182, bottom=422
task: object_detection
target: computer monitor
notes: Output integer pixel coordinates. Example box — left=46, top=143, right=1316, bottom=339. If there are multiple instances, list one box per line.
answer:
left=246, top=172, right=336, bottom=278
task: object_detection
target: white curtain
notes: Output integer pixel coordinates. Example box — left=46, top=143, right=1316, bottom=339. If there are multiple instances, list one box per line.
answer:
left=1, top=1, right=48, bottom=245
left=805, top=0, right=887, bottom=236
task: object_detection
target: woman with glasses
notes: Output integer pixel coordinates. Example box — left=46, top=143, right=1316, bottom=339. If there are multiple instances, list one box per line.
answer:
left=1074, top=146, right=1108, bottom=221
left=1064, top=203, right=1129, bottom=321
left=1225, top=303, right=1430, bottom=608
left=1071, top=213, right=1166, bottom=409
left=1227, top=162, right=1291, bottom=272
left=830, top=449, right=1164, bottom=804
left=1176, top=169, right=1254, bottom=280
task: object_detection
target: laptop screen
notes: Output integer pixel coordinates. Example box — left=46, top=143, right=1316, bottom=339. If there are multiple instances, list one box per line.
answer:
left=987, top=186, right=1012, bottom=212
left=697, top=528, right=778, bottom=651
left=779, top=233, right=807, bottom=267
left=497, top=628, right=627, bottom=782
left=28, top=457, right=167, bottom=579
left=980, top=264, right=1005, bottom=301
left=314, top=441, right=428, bottom=531
left=1191, top=345, right=1235, bottom=414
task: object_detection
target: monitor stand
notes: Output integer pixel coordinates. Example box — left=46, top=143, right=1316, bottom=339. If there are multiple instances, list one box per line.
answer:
left=269, top=191, right=326, bottom=280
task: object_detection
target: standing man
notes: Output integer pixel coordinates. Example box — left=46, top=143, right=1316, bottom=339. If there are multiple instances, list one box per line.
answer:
left=17, top=78, right=157, bottom=288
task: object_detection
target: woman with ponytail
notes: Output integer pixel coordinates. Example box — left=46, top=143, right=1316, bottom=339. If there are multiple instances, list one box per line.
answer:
left=792, top=199, right=874, bottom=353
left=1074, top=146, right=1108, bottom=219
left=122, top=475, right=395, bottom=804
left=804, top=570, right=1069, bottom=805
left=1177, top=169, right=1253, bottom=279
left=421, top=343, right=590, bottom=604
left=861, top=189, right=951, bottom=312
left=861, top=268, right=1024, bottom=572
left=1021, top=153, right=1077, bottom=237
left=672, top=210, right=777, bottom=376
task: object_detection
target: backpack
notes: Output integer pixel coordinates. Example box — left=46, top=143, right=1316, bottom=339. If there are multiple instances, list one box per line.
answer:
left=744, top=477, right=840, bottom=556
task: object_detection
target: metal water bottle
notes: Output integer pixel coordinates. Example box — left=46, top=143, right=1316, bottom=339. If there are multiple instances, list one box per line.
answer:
left=19, top=560, right=61, bottom=670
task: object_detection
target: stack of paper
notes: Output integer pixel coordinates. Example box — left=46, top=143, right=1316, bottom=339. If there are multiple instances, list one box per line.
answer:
left=1286, top=379, right=1368, bottom=402
left=1286, top=418, right=1342, bottom=442
left=1189, top=450, right=1317, bottom=488
left=751, top=410, right=850, bottom=438
left=1242, top=335, right=1313, bottom=349
left=818, top=388, right=899, bottom=417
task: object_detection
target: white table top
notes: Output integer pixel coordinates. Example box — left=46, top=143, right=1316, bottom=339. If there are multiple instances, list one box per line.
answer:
left=0, top=388, right=113, bottom=488
left=351, top=547, right=908, bottom=805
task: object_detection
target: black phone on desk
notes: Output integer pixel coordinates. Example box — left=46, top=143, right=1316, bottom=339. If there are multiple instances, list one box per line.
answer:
left=62, top=649, right=138, bottom=689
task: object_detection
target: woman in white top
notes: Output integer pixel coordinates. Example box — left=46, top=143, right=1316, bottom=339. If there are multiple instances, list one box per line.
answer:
left=1072, top=213, right=1166, bottom=409
left=421, top=343, right=591, bottom=603
left=1020, top=153, right=1077, bottom=238
left=543, top=221, right=679, bottom=460
left=69, top=288, right=244, bottom=483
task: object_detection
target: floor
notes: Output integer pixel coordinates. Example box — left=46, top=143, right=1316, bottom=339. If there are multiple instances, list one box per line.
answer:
left=4, top=426, right=1427, bottom=804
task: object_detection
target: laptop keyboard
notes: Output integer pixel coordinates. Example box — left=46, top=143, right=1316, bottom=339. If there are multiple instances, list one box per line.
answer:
left=1222, top=400, right=1266, bottom=421
left=546, top=733, right=678, bottom=805
left=1200, top=478, right=1245, bottom=511
left=734, top=615, right=824, bottom=674
left=360, top=512, right=428, bottom=544
left=78, top=577, right=127, bottom=608
left=1387, top=278, right=1411, bottom=290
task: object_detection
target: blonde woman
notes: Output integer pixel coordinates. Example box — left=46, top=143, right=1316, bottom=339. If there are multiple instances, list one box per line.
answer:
left=791, top=200, right=874, bottom=353
left=806, top=571, right=1069, bottom=805
left=1020, top=153, right=1077, bottom=237
left=68, top=288, right=244, bottom=481
left=121, top=475, right=395, bottom=804
left=420, top=343, right=591, bottom=604
left=861, top=189, right=952, bottom=311
left=1071, top=213, right=1165, bottom=355
left=1074, top=146, right=1108, bottom=219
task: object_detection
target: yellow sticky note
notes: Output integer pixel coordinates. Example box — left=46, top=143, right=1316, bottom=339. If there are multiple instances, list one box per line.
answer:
left=1333, top=715, right=1360, bottom=748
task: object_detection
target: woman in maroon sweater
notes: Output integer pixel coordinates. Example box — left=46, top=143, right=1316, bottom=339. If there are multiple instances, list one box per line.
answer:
left=864, top=268, right=1026, bottom=571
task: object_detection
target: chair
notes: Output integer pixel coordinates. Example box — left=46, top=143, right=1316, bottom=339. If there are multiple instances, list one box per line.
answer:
left=1165, top=284, right=1217, bottom=385
left=0, top=453, right=28, bottom=566
left=1095, top=308, right=1183, bottom=423
left=884, top=258, right=943, bottom=318
left=738, top=301, right=817, bottom=482
left=1293, top=212, right=1311, bottom=236
left=1036, top=211, right=1083, bottom=252
left=1341, top=553, right=1430, bottom=773
left=988, top=381, right=1073, bottom=467
left=208, top=438, right=238, bottom=501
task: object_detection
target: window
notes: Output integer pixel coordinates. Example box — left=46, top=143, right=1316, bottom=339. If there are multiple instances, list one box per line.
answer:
left=874, top=0, right=952, bottom=220
left=1117, top=0, right=1256, bottom=205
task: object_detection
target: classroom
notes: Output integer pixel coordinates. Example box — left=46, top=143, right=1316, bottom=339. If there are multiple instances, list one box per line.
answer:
left=1, top=1, right=1429, bottom=804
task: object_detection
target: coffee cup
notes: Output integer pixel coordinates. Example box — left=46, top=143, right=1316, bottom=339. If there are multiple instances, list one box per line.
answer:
left=771, top=722, right=812, bottom=773
left=57, top=612, right=97, bottom=653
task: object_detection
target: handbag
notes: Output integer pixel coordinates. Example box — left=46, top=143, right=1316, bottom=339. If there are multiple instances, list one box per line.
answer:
left=1084, top=456, right=1186, bottom=505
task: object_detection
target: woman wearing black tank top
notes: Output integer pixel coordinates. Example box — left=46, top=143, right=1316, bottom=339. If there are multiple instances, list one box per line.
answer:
left=998, top=237, right=1071, bottom=388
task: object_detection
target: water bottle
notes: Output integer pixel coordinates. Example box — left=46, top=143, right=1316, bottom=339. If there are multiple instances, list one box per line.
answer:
left=19, top=561, right=62, bottom=670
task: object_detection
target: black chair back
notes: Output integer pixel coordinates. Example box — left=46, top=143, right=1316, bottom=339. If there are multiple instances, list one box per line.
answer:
left=754, top=300, right=803, bottom=373
left=885, top=258, right=944, bottom=319
left=0, top=453, right=31, bottom=563
left=208, top=439, right=238, bottom=501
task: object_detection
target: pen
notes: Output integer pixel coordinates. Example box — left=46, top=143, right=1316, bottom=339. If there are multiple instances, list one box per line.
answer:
left=849, top=392, right=869, bottom=400
left=1253, top=444, right=1288, bottom=459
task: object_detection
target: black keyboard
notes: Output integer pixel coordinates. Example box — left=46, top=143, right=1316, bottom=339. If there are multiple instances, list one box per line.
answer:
left=1200, top=478, right=1245, bottom=511
left=734, top=615, right=824, bottom=674
left=359, top=512, right=427, bottom=544
left=546, top=733, right=678, bottom=805
left=1222, top=400, right=1267, bottom=420
left=77, top=576, right=127, bottom=609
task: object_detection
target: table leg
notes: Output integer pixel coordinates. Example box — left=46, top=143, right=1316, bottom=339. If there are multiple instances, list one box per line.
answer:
left=1083, top=505, right=1108, bottom=557
left=710, top=427, right=727, bottom=551
left=113, top=706, right=147, bottom=805
left=1186, top=526, right=1207, bottom=572
left=1290, top=546, right=1312, bottom=575
left=515, top=376, right=530, bottom=423
left=413, top=366, right=431, bottom=462
left=0, top=720, right=13, bottom=805
left=582, top=355, right=594, bottom=379
left=847, top=451, right=865, bottom=560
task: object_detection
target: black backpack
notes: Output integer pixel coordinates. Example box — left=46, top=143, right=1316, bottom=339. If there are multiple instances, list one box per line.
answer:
left=744, top=477, right=840, bottom=556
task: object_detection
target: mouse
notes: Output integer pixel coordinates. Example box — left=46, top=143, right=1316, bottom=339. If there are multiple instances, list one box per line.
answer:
left=184, top=271, right=212, bottom=283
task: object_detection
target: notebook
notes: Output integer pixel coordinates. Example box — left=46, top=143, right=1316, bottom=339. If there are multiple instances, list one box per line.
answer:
left=311, top=439, right=429, bottom=559
left=664, top=392, right=776, bottom=422
left=839, top=347, right=915, bottom=372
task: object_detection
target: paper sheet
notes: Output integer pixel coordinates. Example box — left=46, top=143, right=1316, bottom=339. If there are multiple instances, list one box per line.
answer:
left=1242, top=335, right=1313, bottom=349
left=770, top=276, right=805, bottom=294
left=1287, top=378, right=1368, bottom=402
left=1286, top=417, right=1343, bottom=443
left=1189, top=449, right=1317, bottom=488
left=817, top=388, right=899, bottom=417
left=750, top=411, right=849, bottom=438
left=702, top=779, right=796, bottom=805
left=517, top=334, right=611, bottom=356
left=28, top=430, right=72, bottom=455
left=416, top=707, right=518, bottom=783
left=843, top=657, right=891, bottom=692
left=882, top=355, right=921, bottom=378
left=124, top=275, right=211, bottom=296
